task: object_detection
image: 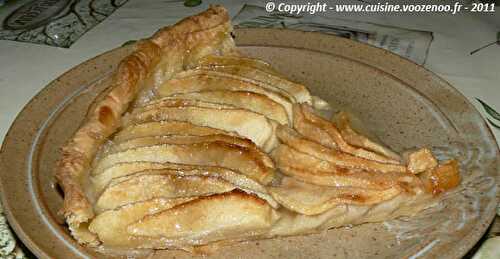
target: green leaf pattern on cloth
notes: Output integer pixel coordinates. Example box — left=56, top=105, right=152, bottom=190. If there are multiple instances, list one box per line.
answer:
left=477, top=98, right=500, bottom=130
left=184, top=0, right=202, bottom=7
left=473, top=98, right=500, bottom=259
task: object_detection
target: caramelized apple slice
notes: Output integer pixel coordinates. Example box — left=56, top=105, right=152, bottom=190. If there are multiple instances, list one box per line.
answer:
left=174, top=69, right=298, bottom=102
left=92, top=167, right=279, bottom=208
left=276, top=126, right=407, bottom=173
left=91, top=142, right=275, bottom=185
left=272, top=144, right=411, bottom=190
left=157, top=71, right=294, bottom=121
left=164, top=90, right=289, bottom=125
left=127, top=191, right=279, bottom=246
left=96, top=174, right=235, bottom=212
left=114, top=121, right=234, bottom=142
left=191, top=66, right=312, bottom=104
left=137, top=98, right=234, bottom=110
left=294, top=105, right=400, bottom=164
left=89, top=197, right=195, bottom=248
left=419, top=159, right=460, bottom=195
left=91, top=162, right=167, bottom=194
left=269, top=177, right=401, bottom=215
left=91, top=162, right=277, bottom=206
left=333, top=111, right=401, bottom=161
left=124, top=105, right=278, bottom=152
left=197, top=54, right=280, bottom=75
left=111, top=135, right=273, bottom=167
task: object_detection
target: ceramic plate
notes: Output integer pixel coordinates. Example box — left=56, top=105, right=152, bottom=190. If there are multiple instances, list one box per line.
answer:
left=0, top=29, right=497, bottom=258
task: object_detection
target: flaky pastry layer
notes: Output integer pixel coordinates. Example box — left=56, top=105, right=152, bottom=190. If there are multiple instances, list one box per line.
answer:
left=56, top=6, right=236, bottom=245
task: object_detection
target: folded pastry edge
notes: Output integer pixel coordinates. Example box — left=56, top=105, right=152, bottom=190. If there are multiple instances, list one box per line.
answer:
left=55, top=5, right=234, bottom=245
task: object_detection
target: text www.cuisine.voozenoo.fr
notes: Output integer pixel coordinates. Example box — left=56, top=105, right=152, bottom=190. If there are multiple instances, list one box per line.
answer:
left=265, top=2, right=495, bottom=15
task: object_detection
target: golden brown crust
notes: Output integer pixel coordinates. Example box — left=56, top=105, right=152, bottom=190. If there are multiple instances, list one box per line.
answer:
left=150, top=5, right=230, bottom=48
left=56, top=6, right=234, bottom=245
left=56, top=40, right=161, bottom=244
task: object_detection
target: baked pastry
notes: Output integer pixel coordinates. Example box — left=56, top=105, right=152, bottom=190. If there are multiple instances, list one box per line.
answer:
left=56, top=5, right=460, bottom=253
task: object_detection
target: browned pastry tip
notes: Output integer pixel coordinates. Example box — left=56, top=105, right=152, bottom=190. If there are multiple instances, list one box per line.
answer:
left=150, top=5, right=230, bottom=48
left=419, top=159, right=461, bottom=195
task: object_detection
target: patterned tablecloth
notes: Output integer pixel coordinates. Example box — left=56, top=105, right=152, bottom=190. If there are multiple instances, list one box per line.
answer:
left=0, top=0, right=498, bottom=258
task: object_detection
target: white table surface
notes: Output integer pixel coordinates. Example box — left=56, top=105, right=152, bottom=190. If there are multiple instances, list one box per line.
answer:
left=0, top=0, right=498, bottom=257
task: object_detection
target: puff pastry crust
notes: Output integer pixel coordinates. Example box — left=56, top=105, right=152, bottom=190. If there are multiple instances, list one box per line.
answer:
left=56, top=5, right=460, bottom=252
left=56, top=6, right=236, bottom=245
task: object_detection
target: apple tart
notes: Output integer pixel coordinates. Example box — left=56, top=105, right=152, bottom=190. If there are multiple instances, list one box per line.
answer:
left=56, top=6, right=460, bottom=253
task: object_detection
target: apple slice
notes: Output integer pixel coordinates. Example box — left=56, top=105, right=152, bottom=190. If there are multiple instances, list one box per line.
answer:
left=294, top=105, right=400, bottom=164
left=89, top=197, right=195, bottom=248
left=332, top=111, right=401, bottom=161
left=91, top=142, right=275, bottom=185
left=164, top=90, right=289, bottom=125
left=276, top=125, right=406, bottom=174
left=95, top=173, right=235, bottom=212
left=91, top=162, right=167, bottom=194
left=124, top=104, right=279, bottom=152
left=188, top=65, right=312, bottom=104
left=272, top=144, right=410, bottom=190
left=268, top=177, right=401, bottom=215
left=92, top=162, right=278, bottom=208
left=127, top=191, right=279, bottom=246
left=114, top=121, right=234, bottom=142
left=112, top=134, right=273, bottom=167
left=157, top=71, right=294, bottom=121
left=196, top=54, right=279, bottom=75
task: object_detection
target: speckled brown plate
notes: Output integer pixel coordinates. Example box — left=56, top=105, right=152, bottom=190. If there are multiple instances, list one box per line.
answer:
left=0, top=29, right=498, bottom=259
